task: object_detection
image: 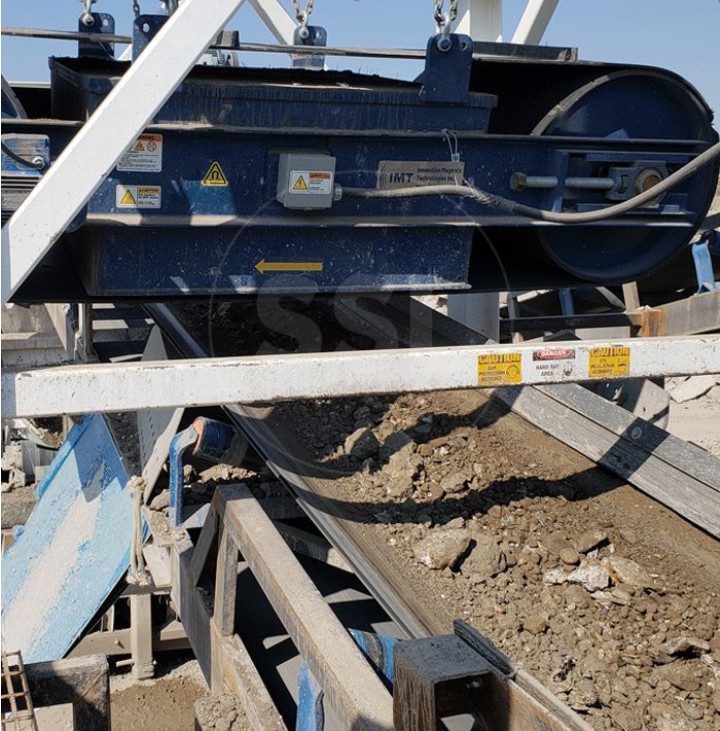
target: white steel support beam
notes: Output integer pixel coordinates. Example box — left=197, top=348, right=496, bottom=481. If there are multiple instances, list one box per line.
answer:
left=3, top=337, right=718, bottom=418
left=248, top=0, right=296, bottom=44
left=0, top=0, right=247, bottom=305
left=455, top=0, right=503, bottom=42
left=511, top=0, right=560, bottom=45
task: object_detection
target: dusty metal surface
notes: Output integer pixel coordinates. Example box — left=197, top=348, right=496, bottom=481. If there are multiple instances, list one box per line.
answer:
left=24, top=654, right=110, bottom=731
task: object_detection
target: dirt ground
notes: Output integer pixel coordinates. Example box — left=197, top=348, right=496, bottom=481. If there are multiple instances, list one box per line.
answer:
left=109, top=656, right=208, bottom=731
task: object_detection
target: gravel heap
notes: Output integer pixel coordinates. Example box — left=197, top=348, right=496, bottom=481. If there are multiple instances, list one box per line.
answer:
left=273, top=390, right=720, bottom=731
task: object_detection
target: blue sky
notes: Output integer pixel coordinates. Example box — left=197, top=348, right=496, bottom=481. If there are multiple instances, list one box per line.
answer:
left=2, top=1, right=718, bottom=120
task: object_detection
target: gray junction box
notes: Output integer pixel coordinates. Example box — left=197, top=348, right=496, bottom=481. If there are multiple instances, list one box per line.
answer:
left=276, top=153, right=336, bottom=210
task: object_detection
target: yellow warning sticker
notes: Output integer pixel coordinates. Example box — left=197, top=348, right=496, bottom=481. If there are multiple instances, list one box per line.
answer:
left=116, top=185, right=162, bottom=209
left=292, top=175, right=309, bottom=192
left=120, top=189, right=136, bottom=206
left=288, top=170, right=333, bottom=195
left=477, top=353, right=522, bottom=387
left=202, top=161, right=229, bottom=187
left=117, top=133, right=163, bottom=173
left=588, top=346, right=631, bottom=379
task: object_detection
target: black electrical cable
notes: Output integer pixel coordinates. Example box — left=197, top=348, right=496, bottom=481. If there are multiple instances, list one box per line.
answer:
left=344, top=140, right=720, bottom=224
left=1, top=142, right=46, bottom=170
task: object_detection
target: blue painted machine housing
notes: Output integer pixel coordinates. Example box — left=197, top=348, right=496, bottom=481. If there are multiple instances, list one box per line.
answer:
left=5, top=31, right=718, bottom=300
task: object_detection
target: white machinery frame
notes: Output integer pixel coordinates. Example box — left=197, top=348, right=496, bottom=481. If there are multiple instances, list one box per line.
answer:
left=3, top=336, right=719, bottom=418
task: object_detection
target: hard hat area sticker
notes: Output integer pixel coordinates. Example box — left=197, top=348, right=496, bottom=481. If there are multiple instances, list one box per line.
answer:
left=588, top=346, right=631, bottom=379
left=477, top=353, right=522, bottom=386
left=116, top=185, right=162, bottom=209
left=116, top=134, right=163, bottom=173
left=529, top=347, right=577, bottom=380
left=289, top=170, right=333, bottom=195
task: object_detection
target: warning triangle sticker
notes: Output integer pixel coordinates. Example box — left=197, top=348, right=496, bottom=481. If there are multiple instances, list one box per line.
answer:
left=202, top=161, right=229, bottom=187
left=134, top=141, right=145, bottom=152
left=292, top=175, right=308, bottom=192
left=120, top=189, right=137, bottom=206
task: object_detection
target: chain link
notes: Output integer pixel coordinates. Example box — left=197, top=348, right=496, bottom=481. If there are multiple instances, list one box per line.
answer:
left=78, top=0, right=96, bottom=26
left=433, top=0, right=459, bottom=27
left=290, top=0, right=314, bottom=26
left=132, top=0, right=142, bottom=18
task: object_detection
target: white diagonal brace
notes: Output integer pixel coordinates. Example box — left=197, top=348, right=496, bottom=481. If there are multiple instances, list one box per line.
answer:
left=1, top=0, right=247, bottom=304
left=3, top=337, right=719, bottom=418
left=455, top=0, right=503, bottom=42
left=511, top=0, right=560, bottom=45
left=248, top=0, right=296, bottom=44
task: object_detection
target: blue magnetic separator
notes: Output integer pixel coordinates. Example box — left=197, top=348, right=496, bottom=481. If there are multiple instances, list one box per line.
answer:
left=1, top=414, right=134, bottom=663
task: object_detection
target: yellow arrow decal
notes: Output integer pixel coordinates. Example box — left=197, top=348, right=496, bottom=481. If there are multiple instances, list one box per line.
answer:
left=255, top=259, right=323, bottom=274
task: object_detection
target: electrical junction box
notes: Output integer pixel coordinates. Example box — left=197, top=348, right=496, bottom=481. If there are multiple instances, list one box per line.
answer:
left=277, top=153, right=336, bottom=209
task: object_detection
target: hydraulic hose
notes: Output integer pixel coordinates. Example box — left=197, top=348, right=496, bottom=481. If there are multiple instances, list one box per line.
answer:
left=343, top=140, right=720, bottom=224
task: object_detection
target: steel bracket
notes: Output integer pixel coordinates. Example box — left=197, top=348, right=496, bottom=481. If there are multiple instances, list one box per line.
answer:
left=292, top=25, right=327, bottom=69
left=393, top=634, right=492, bottom=731
left=132, top=15, right=169, bottom=61
left=420, top=33, right=474, bottom=104
left=78, top=13, right=116, bottom=60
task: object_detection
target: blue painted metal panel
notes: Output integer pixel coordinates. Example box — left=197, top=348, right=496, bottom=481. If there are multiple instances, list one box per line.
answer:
left=350, top=629, right=399, bottom=685
left=72, top=225, right=473, bottom=296
left=1, top=415, right=134, bottom=663
left=296, top=663, right=325, bottom=731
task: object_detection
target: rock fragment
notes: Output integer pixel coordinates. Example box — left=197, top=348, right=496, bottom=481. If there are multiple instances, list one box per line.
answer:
left=543, top=568, right=568, bottom=586
left=344, top=427, right=380, bottom=460
left=462, top=533, right=506, bottom=579
left=414, top=528, right=471, bottom=570
left=567, top=560, right=610, bottom=592
left=658, top=636, right=710, bottom=658
left=440, top=470, right=470, bottom=495
left=523, top=614, right=547, bottom=635
left=385, top=452, right=424, bottom=499
left=662, top=665, right=702, bottom=692
left=559, top=547, right=580, bottom=565
left=604, top=556, right=654, bottom=589
left=378, top=431, right=414, bottom=462
left=575, top=528, right=608, bottom=554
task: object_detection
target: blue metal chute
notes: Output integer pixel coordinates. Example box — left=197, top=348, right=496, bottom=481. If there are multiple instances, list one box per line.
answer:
left=1, top=415, right=136, bottom=663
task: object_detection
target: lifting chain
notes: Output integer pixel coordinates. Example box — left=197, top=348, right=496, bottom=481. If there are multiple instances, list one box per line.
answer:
left=290, top=0, right=314, bottom=28
left=433, top=0, right=459, bottom=34
left=132, top=0, right=142, bottom=18
left=78, top=0, right=96, bottom=27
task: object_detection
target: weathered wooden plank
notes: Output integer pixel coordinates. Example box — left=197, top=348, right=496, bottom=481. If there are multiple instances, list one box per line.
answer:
left=173, top=525, right=286, bottom=730
left=214, top=527, right=238, bottom=638
left=25, top=654, right=110, bottom=731
left=214, top=634, right=287, bottom=731
left=492, top=386, right=720, bottom=537
left=217, top=484, right=395, bottom=730
left=536, top=383, right=720, bottom=491
left=190, top=505, right=218, bottom=587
